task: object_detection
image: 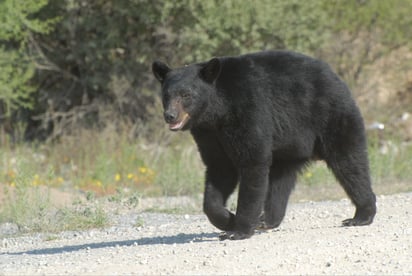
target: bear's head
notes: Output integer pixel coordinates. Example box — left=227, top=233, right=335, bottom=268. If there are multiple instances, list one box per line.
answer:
left=152, top=58, right=221, bottom=131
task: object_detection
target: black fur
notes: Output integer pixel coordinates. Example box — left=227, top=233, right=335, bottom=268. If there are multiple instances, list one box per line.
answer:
left=152, top=50, right=376, bottom=240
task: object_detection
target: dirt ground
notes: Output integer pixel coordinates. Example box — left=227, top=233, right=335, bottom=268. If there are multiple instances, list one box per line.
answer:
left=1, top=192, right=411, bottom=275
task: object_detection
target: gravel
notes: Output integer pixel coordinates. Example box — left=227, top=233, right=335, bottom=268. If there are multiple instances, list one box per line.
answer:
left=1, top=193, right=411, bottom=275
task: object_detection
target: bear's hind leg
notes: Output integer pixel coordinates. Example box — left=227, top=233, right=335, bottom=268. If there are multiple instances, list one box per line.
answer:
left=326, top=148, right=376, bottom=226
left=260, top=161, right=303, bottom=229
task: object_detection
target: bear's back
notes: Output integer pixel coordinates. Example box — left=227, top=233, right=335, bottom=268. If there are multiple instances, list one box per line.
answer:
left=215, top=50, right=349, bottom=104
left=218, top=51, right=324, bottom=77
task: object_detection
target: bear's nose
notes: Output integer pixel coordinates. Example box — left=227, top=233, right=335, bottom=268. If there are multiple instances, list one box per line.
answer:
left=164, top=110, right=177, bottom=123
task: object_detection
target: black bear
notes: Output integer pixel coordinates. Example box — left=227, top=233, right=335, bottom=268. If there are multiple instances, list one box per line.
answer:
left=152, top=50, right=376, bottom=240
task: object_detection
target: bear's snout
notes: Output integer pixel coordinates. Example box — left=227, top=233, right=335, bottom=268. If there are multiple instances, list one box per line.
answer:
left=164, top=107, right=190, bottom=131
left=164, top=110, right=178, bottom=123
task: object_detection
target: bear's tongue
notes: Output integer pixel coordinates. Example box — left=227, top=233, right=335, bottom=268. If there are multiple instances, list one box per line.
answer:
left=169, top=113, right=189, bottom=130
left=169, top=120, right=184, bottom=130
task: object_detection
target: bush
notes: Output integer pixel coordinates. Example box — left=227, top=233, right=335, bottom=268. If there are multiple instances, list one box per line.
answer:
left=0, top=0, right=58, bottom=119
left=2, top=0, right=331, bottom=140
left=1, top=1, right=412, bottom=141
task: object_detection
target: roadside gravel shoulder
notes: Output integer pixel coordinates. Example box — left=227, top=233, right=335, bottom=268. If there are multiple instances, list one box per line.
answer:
left=1, top=193, right=411, bottom=275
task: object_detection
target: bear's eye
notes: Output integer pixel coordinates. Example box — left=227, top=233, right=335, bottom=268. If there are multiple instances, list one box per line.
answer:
left=181, top=93, right=191, bottom=99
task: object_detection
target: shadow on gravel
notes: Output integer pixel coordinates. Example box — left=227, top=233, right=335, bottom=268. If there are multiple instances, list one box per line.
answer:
left=4, top=232, right=219, bottom=256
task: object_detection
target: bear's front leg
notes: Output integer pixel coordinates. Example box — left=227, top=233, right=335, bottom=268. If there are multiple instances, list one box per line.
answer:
left=219, top=165, right=269, bottom=240
left=203, top=166, right=238, bottom=232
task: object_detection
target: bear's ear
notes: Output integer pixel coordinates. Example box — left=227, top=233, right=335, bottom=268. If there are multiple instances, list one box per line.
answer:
left=152, top=61, right=171, bottom=83
left=200, top=58, right=221, bottom=84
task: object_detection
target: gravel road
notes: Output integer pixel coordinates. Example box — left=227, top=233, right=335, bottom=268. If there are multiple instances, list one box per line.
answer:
left=1, top=192, right=411, bottom=275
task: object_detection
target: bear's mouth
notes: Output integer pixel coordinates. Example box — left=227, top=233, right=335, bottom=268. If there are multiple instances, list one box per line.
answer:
left=169, top=113, right=190, bottom=131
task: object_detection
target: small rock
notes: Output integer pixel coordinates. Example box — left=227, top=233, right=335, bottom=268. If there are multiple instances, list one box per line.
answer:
left=139, top=259, right=148, bottom=265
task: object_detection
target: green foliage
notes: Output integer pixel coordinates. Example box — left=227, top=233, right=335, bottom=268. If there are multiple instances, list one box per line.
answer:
left=16, top=0, right=332, bottom=138
left=0, top=49, right=34, bottom=114
left=1, top=0, right=410, bottom=139
left=325, top=0, right=412, bottom=47
left=29, top=0, right=167, bottom=131
left=0, top=0, right=57, bottom=40
left=0, top=0, right=58, bottom=117
left=161, top=0, right=329, bottom=62
left=322, top=0, right=412, bottom=87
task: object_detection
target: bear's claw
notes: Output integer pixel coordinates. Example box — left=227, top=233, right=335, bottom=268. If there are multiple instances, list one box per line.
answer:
left=219, top=231, right=252, bottom=241
left=342, top=217, right=373, bottom=226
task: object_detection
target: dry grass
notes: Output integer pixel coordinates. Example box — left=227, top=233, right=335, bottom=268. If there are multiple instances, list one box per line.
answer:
left=0, top=120, right=411, bottom=234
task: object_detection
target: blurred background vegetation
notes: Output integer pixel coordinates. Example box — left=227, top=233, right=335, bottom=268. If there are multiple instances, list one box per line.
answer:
left=0, top=0, right=412, bottom=232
